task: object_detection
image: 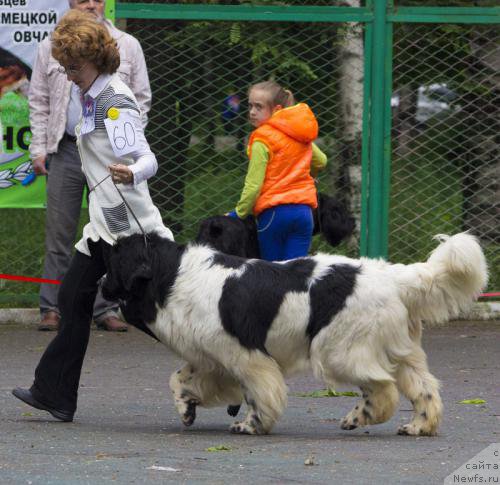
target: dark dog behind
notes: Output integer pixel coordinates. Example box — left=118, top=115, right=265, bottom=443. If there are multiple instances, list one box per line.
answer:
left=196, top=215, right=261, bottom=258
left=196, top=193, right=354, bottom=258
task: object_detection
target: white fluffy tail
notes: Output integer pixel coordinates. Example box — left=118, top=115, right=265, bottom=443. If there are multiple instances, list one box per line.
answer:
left=395, top=233, right=488, bottom=326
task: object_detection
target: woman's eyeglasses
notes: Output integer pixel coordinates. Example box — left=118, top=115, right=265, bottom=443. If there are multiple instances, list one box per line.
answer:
left=58, top=64, right=86, bottom=76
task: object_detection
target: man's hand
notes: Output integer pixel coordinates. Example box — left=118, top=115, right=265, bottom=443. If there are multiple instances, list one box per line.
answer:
left=32, top=156, right=48, bottom=175
left=109, top=163, right=134, bottom=185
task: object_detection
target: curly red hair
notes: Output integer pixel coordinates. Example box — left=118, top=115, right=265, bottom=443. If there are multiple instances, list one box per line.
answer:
left=51, top=10, right=120, bottom=75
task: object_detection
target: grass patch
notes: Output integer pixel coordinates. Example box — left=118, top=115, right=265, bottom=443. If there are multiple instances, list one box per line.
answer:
left=390, top=119, right=499, bottom=290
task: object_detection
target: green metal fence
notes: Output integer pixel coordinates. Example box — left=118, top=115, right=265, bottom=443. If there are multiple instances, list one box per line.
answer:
left=0, top=0, right=498, bottom=306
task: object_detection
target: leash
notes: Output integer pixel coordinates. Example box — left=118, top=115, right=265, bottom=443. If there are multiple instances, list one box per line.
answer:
left=89, top=173, right=149, bottom=247
left=112, top=182, right=149, bottom=247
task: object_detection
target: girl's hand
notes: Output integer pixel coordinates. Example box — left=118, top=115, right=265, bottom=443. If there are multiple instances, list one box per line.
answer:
left=109, top=164, right=134, bottom=185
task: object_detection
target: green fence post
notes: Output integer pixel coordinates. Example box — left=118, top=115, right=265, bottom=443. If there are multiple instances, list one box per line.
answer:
left=360, top=0, right=373, bottom=257
left=382, top=1, right=394, bottom=260
left=366, top=0, right=393, bottom=259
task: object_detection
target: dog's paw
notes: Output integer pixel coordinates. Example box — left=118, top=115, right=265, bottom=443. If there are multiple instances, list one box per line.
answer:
left=230, top=413, right=267, bottom=435
left=181, top=400, right=198, bottom=427
left=227, top=404, right=241, bottom=417
left=397, top=423, right=436, bottom=436
left=229, top=421, right=258, bottom=435
left=340, top=415, right=359, bottom=430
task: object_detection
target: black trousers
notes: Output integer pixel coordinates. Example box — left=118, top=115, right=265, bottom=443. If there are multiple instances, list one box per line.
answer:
left=30, top=239, right=112, bottom=412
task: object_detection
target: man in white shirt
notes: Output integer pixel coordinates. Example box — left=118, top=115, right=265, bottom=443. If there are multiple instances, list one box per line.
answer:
left=29, top=0, right=152, bottom=331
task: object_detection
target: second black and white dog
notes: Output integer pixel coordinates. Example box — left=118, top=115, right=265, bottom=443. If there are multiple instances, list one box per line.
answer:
left=102, top=232, right=487, bottom=436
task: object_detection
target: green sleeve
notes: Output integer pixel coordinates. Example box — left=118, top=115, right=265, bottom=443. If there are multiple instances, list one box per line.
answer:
left=311, top=142, right=327, bottom=178
left=235, top=141, right=269, bottom=218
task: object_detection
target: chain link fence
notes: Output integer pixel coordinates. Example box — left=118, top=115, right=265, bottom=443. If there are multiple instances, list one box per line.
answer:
left=390, top=21, right=499, bottom=290
left=0, top=1, right=498, bottom=305
left=125, top=16, right=359, bottom=241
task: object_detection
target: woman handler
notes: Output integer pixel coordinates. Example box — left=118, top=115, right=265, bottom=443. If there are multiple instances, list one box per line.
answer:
left=12, top=10, right=172, bottom=421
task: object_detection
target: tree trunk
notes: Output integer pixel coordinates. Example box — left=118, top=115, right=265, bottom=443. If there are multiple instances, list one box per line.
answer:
left=335, top=0, right=364, bottom=250
left=392, top=83, right=418, bottom=157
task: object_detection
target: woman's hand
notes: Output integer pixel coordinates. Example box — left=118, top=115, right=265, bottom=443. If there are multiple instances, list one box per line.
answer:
left=109, top=163, right=134, bottom=185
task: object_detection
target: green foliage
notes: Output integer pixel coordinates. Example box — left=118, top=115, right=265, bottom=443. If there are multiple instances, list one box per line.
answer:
left=389, top=113, right=499, bottom=291
left=229, top=22, right=241, bottom=44
left=390, top=120, right=464, bottom=261
left=393, top=23, right=472, bottom=89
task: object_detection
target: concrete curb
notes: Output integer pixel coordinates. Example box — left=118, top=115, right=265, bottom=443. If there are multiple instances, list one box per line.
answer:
left=0, top=308, right=39, bottom=325
left=0, top=302, right=498, bottom=325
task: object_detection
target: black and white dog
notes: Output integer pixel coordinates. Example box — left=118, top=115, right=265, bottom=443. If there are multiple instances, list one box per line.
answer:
left=102, top=232, right=487, bottom=436
left=196, top=193, right=355, bottom=258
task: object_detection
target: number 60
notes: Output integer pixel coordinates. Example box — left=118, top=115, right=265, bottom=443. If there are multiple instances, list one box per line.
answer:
left=113, top=122, right=136, bottom=151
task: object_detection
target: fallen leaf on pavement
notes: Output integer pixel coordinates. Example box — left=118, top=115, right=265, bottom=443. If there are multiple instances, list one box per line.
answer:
left=206, top=445, right=232, bottom=452
left=458, top=398, right=486, bottom=405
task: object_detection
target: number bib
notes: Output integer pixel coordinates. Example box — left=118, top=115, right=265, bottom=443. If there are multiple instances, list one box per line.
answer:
left=104, top=108, right=143, bottom=157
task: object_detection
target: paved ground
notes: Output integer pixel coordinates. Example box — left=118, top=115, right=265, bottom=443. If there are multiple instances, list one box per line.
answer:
left=0, top=321, right=498, bottom=484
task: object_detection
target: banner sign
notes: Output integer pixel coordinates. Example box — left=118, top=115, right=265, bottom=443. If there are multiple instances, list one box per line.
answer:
left=0, top=0, right=69, bottom=208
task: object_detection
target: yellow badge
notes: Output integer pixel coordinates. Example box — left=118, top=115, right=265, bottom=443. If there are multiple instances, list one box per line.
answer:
left=107, top=107, right=119, bottom=120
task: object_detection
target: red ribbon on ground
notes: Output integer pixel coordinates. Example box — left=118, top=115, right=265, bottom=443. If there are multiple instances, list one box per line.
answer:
left=0, top=274, right=61, bottom=284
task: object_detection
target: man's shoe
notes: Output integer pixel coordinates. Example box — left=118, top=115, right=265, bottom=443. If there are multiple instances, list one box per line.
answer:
left=38, top=311, right=60, bottom=331
left=12, top=388, right=73, bottom=422
left=96, top=316, right=128, bottom=332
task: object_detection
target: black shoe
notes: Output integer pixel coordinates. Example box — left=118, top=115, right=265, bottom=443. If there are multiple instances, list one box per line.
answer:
left=12, top=388, right=74, bottom=422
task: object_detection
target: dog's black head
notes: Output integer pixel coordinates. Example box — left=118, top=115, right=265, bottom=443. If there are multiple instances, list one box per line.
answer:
left=102, top=233, right=184, bottom=331
left=196, top=215, right=261, bottom=259
left=102, top=233, right=154, bottom=301
left=314, top=193, right=355, bottom=247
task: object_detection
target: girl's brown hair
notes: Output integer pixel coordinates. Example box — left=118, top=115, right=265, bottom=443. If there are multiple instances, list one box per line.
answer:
left=250, top=81, right=295, bottom=109
left=51, top=10, right=120, bottom=75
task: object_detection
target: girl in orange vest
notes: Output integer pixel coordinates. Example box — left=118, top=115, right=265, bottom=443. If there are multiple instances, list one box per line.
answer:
left=228, top=81, right=327, bottom=261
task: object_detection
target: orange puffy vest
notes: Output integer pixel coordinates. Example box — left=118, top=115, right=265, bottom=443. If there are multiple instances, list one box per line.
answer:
left=249, top=103, right=319, bottom=216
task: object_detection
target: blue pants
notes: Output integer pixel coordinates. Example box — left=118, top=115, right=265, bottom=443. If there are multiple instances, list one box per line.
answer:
left=257, top=204, right=313, bottom=261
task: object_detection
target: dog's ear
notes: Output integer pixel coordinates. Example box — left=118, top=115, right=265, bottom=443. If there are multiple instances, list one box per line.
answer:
left=125, top=263, right=153, bottom=292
